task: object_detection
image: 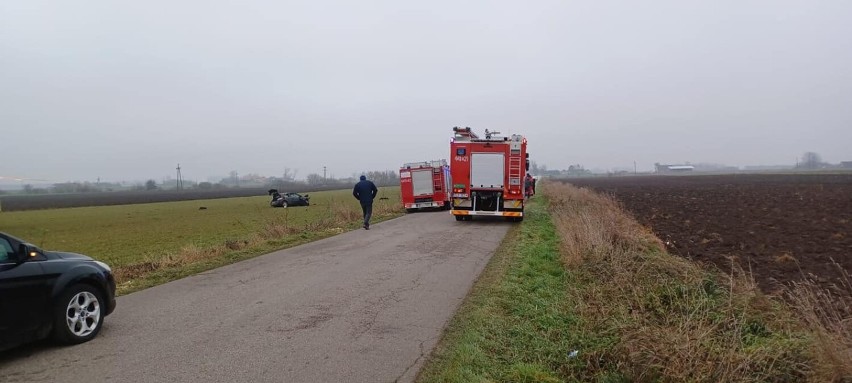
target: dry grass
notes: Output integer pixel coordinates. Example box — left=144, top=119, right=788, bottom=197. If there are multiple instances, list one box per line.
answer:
left=543, top=182, right=831, bottom=382
left=113, top=198, right=400, bottom=293
left=775, top=253, right=797, bottom=264
left=784, top=261, right=852, bottom=381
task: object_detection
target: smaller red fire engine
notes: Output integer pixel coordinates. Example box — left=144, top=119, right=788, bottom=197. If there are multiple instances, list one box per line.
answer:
left=399, top=160, right=451, bottom=212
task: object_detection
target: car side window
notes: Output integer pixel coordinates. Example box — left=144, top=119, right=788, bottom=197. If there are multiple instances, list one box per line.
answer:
left=0, top=238, right=13, bottom=263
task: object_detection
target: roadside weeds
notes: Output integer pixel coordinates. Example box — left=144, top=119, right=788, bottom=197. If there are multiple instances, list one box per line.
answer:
left=114, top=198, right=401, bottom=295
left=417, top=182, right=849, bottom=382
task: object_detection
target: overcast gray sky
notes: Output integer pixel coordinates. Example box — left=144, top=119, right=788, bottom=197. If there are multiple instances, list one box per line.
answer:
left=2, top=0, right=850, bottom=184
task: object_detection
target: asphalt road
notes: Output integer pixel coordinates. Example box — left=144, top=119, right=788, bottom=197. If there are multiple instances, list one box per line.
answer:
left=0, top=211, right=511, bottom=383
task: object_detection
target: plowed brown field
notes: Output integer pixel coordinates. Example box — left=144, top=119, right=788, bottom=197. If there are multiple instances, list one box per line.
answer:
left=563, top=173, right=852, bottom=295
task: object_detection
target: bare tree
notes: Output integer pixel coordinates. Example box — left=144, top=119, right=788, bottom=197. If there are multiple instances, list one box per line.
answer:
left=363, top=170, right=398, bottom=186
left=529, top=161, right=548, bottom=175
left=802, top=152, right=822, bottom=170
left=282, top=168, right=298, bottom=182
left=305, top=173, right=323, bottom=186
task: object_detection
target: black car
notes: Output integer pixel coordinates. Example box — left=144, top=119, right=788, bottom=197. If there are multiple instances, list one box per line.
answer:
left=268, top=189, right=310, bottom=208
left=0, top=232, right=116, bottom=351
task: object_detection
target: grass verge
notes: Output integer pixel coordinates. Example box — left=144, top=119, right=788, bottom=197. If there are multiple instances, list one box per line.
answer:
left=418, top=182, right=841, bottom=382
left=418, top=195, right=575, bottom=383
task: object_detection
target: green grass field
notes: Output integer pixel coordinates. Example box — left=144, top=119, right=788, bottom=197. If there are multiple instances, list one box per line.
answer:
left=0, top=187, right=402, bottom=294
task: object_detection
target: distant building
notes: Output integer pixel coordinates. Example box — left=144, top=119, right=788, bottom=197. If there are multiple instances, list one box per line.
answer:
left=743, top=165, right=794, bottom=171
left=655, top=163, right=695, bottom=173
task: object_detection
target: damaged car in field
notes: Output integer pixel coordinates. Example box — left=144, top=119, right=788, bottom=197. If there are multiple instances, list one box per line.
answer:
left=268, top=189, right=310, bottom=208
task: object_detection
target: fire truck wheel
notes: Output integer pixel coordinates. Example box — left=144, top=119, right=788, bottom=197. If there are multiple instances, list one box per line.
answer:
left=406, top=208, right=415, bottom=213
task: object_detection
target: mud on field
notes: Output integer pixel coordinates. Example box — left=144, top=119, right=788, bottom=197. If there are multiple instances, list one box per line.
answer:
left=564, top=173, right=852, bottom=295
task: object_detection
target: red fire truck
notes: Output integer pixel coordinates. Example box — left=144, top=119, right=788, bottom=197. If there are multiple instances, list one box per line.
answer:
left=449, top=127, right=529, bottom=221
left=399, top=160, right=451, bottom=212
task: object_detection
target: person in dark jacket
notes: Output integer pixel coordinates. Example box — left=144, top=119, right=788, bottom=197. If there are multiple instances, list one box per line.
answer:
left=353, top=175, right=378, bottom=230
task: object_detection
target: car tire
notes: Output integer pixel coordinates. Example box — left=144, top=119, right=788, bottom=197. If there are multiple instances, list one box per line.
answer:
left=455, top=215, right=463, bottom=221
left=53, top=284, right=105, bottom=345
left=281, top=201, right=288, bottom=208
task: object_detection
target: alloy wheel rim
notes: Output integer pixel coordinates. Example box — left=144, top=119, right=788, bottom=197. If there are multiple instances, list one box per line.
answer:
left=65, top=291, right=101, bottom=337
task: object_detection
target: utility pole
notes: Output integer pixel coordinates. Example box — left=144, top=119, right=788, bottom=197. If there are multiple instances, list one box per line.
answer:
left=176, top=164, right=183, bottom=191
left=634, top=161, right=637, bottom=175
left=323, top=166, right=327, bottom=181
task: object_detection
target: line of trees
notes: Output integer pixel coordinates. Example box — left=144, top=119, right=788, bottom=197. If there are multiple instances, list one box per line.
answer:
left=303, top=170, right=398, bottom=188
left=10, top=169, right=400, bottom=195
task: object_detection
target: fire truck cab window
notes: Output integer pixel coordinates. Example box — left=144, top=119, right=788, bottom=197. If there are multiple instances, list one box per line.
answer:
left=456, top=148, right=466, bottom=156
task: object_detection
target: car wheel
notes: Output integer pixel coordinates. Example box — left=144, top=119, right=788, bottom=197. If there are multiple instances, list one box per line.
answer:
left=53, top=284, right=105, bottom=345
left=281, top=201, right=288, bottom=208
left=455, top=215, right=463, bottom=221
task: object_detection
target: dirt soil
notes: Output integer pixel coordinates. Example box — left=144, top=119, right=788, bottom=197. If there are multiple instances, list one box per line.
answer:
left=564, top=173, right=852, bottom=295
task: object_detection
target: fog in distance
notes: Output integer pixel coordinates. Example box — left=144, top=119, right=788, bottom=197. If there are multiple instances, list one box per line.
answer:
left=2, top=1, right=850, bottom=184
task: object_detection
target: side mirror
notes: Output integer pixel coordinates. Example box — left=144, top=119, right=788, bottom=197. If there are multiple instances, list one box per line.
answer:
left=525, top=160, right=530, bottom=171
left=16, top=243, right=40, bottom=263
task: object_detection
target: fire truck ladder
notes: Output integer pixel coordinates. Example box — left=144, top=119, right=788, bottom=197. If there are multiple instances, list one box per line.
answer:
left=452, top=126, right=479, bottom=140
left=509, top=155, right=522, bottom=187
